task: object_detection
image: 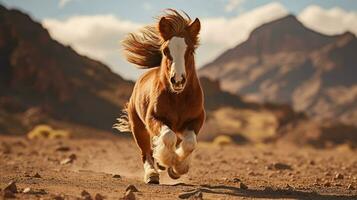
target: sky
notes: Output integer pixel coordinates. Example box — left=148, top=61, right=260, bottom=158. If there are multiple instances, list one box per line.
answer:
left=1, top=0, right=357, bottom=80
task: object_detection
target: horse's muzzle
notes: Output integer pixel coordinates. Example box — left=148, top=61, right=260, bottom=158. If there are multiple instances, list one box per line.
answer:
left=170, top=74, right=186, bottom=92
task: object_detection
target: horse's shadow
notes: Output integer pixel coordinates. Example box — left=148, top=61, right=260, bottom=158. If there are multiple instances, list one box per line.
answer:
left=168, top=183, right=357, bottom=200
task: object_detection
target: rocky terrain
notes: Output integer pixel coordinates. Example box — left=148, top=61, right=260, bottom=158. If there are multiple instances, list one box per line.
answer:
left=199, top=15, right=357, bottom=127
left=1, top=134, right=357, bottom=200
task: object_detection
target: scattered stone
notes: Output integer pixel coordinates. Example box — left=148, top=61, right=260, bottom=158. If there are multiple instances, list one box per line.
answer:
left=347, top=184, right=355, bottom=190
left=60, top=158, right=72, bottom=165
left=334, top=183, right=342, bottom=186
left=267, top=162, right=292, bottom=170
left=95, top=193, right=105, bottom=200
left=4, top=181, right=17, bottom=193
left=81, top=190, right=92, bottom=200
left=33, top=172, right=42, bottom=178
left=232, top=178, right=241, bottom=183
left=335, top=173, right=344, bottom=179
left=122, top=190, right=135, bottom=200
left=22, top=187, right=31, bottom=194
left=60, top=154, right=76, bottom=165
left=309, top=160, right=316, bottom=165
left=239, top=182, right=248, bottom=190
left=56, top=146, right=70, bottom=152
left=125, top=185, right=139, bottom=192
left=323, top=181, right=331, bottom=187
left=112, top=174, right=121, bottom=179
left=69, top=153, right=77, bottom=160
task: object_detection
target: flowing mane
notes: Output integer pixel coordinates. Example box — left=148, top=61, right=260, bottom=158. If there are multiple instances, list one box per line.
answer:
left=122, top=9, right=193, bottom=68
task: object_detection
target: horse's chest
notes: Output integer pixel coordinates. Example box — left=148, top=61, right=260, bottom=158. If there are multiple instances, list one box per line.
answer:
left=155, top=94, right=200, bottom=130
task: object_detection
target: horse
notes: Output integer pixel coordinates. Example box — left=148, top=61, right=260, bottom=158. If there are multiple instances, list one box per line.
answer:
left=114, top=9, right=205, bottom=184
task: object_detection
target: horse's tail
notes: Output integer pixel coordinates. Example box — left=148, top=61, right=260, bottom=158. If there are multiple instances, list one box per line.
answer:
left=122, top=25, right=163, bottom=68
left=113, top=104, right=131, bottom=133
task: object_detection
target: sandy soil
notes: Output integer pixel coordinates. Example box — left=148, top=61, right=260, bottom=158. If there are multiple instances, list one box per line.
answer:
left=1, top=133, right=356, bottom=200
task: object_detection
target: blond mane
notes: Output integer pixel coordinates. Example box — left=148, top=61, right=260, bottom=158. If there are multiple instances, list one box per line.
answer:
left=122, top=9, right=192, bottom=68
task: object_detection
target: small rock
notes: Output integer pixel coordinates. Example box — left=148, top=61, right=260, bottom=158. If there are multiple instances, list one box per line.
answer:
left=95, top=193, right=105, bottom=200
left=81, top=190, right=92, bottom=200
left=60, top=154, right=76, bottom=165
left=232, top=178, right=241, bottom=183
left=125, top=185, right=139, bottom=192
left=268, top=162, right=292, bottom=170
left=239, top=182, right=248, bottom=190
left=112, top=174, right=121, bottom=179
left=335, top=173, right=344, bottom=179
left=33, top=172, right=42, bottom=178
left=56, top=146, right=70, bottom=152
left=4, top=181, right=17, bottom=193
left=347, top=184, right=355, bottom=190
left=69, top=153, right=77, bottom=160
left=60, top=158, right=72, bottom=165
left=309, top=160, right=315, bottom=165
left=122, top=190, right=135, bottom=200
left=52, top=194, right=65, bottom=200
left=323, top=181, right=331, bottom=187
left=23, top=187, right=31, bottom=194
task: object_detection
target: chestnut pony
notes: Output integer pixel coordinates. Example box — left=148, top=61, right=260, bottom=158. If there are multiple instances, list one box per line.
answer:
left=114, top=9, right=205, bottom=184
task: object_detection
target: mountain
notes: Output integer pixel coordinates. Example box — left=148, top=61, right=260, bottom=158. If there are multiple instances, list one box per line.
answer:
left=199, top=15, right=357, bottom=126
left=0, top=5, right=133, bottom=133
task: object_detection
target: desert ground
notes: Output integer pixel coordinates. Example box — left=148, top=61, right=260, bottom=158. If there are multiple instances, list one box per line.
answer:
left=1, top=130, right=357, bottom=200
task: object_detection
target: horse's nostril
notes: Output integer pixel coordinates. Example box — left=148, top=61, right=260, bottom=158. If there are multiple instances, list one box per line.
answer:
left=170, top=76, right=176, bottom=85
left=181, top=75, right=186, bottom=84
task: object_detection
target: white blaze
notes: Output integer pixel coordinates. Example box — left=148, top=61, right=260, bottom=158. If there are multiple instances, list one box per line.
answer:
left=168, top=37, right=187, bottom=82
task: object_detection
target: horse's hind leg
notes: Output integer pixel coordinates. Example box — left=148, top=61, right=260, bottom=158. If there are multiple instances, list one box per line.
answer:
left=129, top=109, right=159, bottom=184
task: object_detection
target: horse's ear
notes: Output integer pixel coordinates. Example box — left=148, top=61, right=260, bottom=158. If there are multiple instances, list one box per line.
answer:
left=188, top=18, right=200, bottom=38
left=158, top=17, right=173, bottom=41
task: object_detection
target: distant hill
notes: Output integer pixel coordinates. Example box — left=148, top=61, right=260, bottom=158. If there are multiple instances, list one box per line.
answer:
left=200, top=15, right=357, bottom=126
left=0, top=5, right=133, bottom=133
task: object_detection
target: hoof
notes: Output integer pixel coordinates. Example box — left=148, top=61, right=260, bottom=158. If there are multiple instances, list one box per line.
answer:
left=145, top=173, right=160, bottom=184
left=157, top=163, right=166, bottom=171
left=168, top=167, right=181, bottom=180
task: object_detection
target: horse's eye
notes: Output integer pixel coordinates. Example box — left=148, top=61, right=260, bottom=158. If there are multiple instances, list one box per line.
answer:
left=163, top=47, right=172, bottom=59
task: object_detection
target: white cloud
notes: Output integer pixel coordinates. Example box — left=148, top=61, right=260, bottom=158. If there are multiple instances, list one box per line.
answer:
left=59, top=0, right=72, bottom=8
left=43, top=15, right=142, bottom=79
left=298, top=5, right=357, bottom=35
left=198, top=2, right=289, bottom=65
left=225, top=0, right=245, bottom=13
left=41, top=3, right=357, bottom=80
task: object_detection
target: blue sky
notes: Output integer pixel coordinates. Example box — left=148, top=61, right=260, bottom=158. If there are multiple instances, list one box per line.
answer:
left=1, top=0, right=356, bottom=80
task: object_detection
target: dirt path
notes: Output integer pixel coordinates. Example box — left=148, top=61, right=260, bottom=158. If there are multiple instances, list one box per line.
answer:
left=1, top=134, right=356, bottom=199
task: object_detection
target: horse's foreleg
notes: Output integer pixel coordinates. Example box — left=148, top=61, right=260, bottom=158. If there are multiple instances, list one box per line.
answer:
left=152, top=125, right=178, bottom=167
left=129, top=108, right=159, bottom=184
left=172, top=130, right=197, bottom=175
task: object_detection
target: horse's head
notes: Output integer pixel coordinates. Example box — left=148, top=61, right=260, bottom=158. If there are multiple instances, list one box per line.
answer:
left=158, top=11, right=200, bottom=93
